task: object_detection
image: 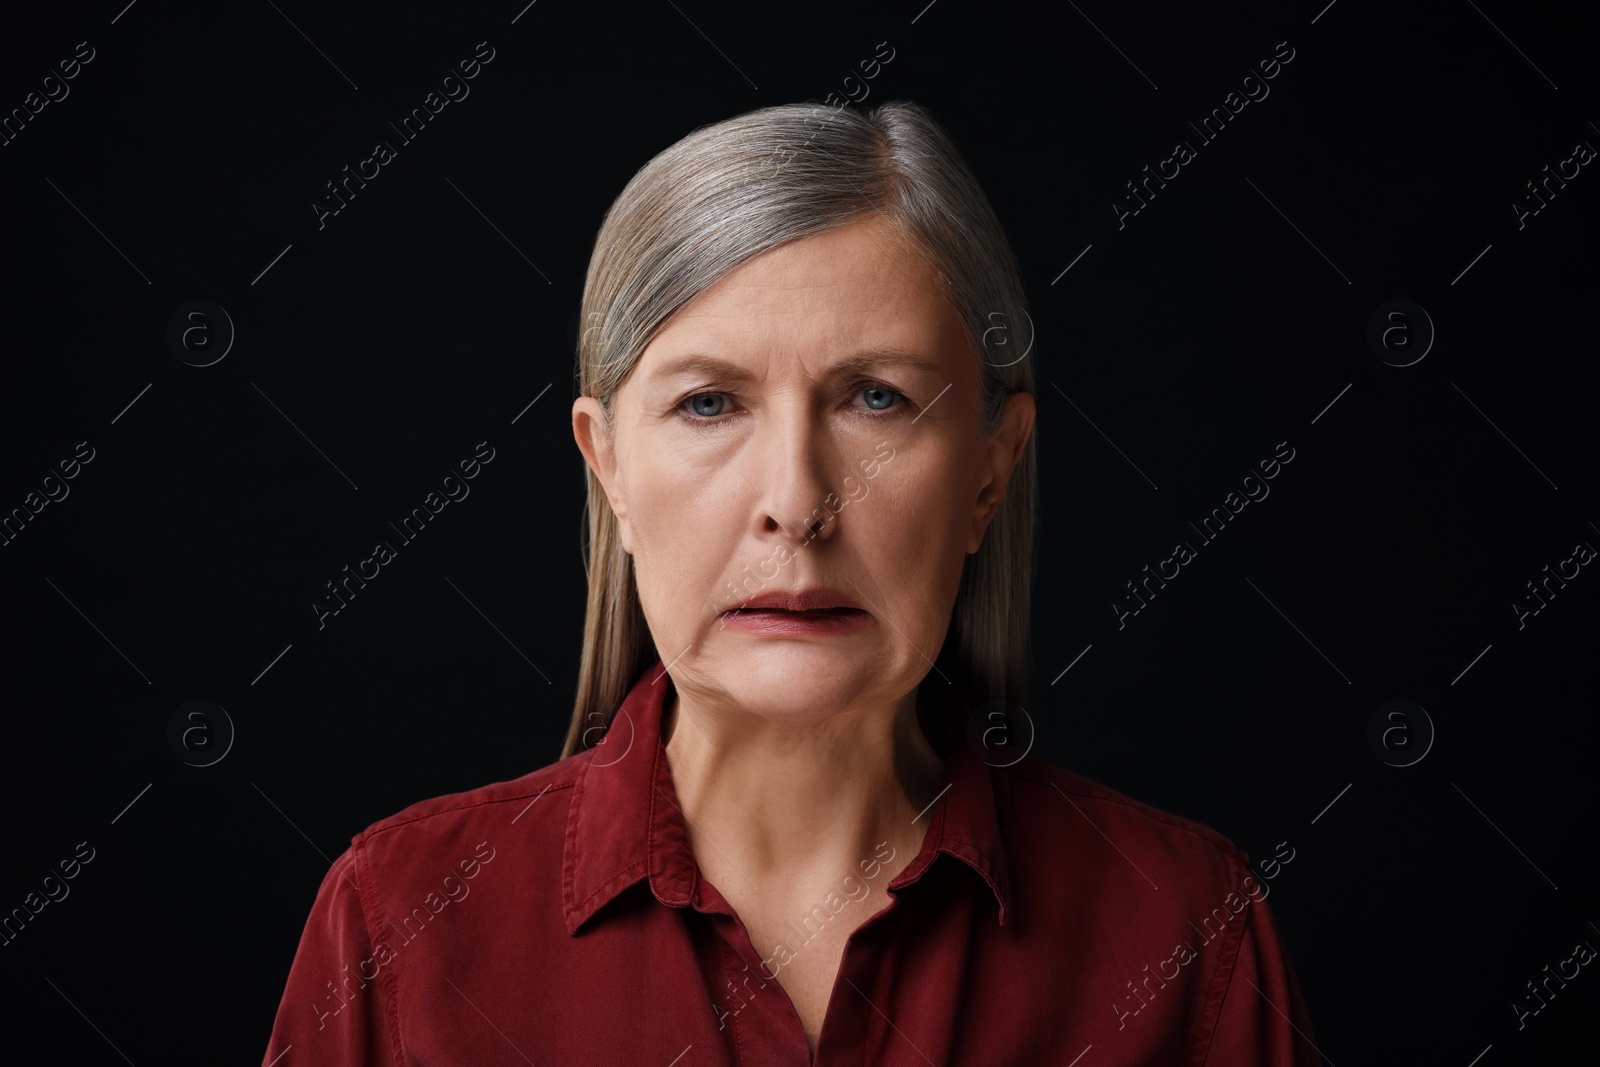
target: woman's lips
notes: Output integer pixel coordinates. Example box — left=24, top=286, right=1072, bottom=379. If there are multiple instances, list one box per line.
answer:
left=718, top=607, right=871, bottom=636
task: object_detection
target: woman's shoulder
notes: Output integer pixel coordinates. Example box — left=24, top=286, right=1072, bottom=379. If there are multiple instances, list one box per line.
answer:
left=997, top=754, right=1256, bottom=896
left=348, top=751, right=585, bottom=862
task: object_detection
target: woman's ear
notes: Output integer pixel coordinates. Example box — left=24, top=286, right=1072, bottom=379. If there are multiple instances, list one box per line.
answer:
left=967, top=391, right=1035, bottom=555
left=572, top=396, right=633, bottom=553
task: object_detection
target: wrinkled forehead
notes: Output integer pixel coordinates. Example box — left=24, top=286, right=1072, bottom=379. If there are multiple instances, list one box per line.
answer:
left=625, top=220, right=966, bottom=384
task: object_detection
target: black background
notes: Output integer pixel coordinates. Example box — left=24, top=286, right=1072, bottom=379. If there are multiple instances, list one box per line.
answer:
left=1, top=0, right=1595, bottom=1063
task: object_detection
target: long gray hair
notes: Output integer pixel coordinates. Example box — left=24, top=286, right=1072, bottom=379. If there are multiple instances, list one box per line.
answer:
left=562, top=100, right=1037, bottom=758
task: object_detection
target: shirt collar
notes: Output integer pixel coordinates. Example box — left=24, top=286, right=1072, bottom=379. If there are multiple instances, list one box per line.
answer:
left=562, top=659, right=1013, bottom=935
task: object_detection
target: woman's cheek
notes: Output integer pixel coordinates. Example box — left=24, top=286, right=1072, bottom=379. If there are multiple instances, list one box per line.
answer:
left=630, top=475, right=696, bottom=552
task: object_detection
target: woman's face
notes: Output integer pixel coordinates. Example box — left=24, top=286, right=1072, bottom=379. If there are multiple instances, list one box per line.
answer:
left=573, top=212, right=1033, bottom=723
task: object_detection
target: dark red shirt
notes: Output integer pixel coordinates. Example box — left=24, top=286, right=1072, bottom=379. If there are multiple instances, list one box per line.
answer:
left=262, top=661, right=1319, bottom=1065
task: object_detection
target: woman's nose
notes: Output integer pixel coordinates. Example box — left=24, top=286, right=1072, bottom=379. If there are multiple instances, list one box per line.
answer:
left=755, top=413, right=841, bottom=544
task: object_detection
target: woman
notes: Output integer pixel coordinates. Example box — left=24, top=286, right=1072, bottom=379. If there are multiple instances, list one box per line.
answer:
left=261, top=100, right=1318, bottom=1065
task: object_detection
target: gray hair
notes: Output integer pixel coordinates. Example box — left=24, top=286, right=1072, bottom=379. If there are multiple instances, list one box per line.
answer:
left=563, top=99, right=1037, bottom=758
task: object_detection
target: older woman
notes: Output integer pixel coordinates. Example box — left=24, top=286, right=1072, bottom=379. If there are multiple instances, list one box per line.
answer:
left=262, top=101, right=1318, bottom=1065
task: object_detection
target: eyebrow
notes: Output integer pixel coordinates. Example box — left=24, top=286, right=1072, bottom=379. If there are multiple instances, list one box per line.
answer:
left=646, top=347, right=941, bottom=384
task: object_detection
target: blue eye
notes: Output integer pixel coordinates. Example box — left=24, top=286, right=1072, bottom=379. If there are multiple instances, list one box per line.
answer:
left=860, top=385, right=898, bottom=411
left=675, top=382, right=910, bottom=425
left=685, top=393, right=726, bottom=417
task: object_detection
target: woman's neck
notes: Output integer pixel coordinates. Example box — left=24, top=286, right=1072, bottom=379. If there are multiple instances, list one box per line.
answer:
left=660, top=680, right=946, bottom=896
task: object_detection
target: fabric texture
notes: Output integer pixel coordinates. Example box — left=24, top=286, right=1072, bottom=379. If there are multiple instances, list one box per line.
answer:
left=260, top=659, right=1320, bottom=1065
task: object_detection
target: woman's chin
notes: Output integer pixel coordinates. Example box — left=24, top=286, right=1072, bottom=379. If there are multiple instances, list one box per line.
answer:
left=691, top=649, right=914, bottom=717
